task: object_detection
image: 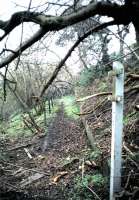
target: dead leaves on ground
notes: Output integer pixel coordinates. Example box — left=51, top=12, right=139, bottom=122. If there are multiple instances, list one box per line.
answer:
left=51, top=171, right=68, bottom=184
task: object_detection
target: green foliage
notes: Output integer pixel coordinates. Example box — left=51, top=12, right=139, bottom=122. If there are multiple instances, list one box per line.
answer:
left=72, top=175, right=92, bottom=200
left=59, top=95, right=79, bottom=119
left=98, top=81, right=108, bottom=92
left=0, top=100, right=59, bottom=139
left=123, top=112, right=137, bottom=125
left=89, top=149, right=102, bottom=160
left=76, top=66, right=109, bottom=87
left=84, top=148, right=102, bottom=162
left=5, top=114, right=32, bottom=138
left=72, top=174, right=107, bottom=200
left=90, top=174, right=107, bottom=187
left=76, top=68, right=95, bottom=87
left=36, top=103, right=59, bottom=125
left=109, top=52, right=121, bottom=60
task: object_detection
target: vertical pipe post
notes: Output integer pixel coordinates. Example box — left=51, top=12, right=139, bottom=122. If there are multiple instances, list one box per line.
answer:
left=109, top=62, right=124, bottom=200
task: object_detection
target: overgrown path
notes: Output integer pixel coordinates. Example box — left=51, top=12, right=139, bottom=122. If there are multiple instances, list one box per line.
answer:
left=0, top=104, right=88, bottom=200
left=42, top=103, right=86, bottom=154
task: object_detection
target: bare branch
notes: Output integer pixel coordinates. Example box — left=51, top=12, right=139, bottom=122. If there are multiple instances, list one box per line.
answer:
left=0, top=28, right=46, bottom=69
left=0, top=1, right=137, bottom=68
left=0, top=2, right=130, bottom=39
left=40, top=20, right=115, bottom=97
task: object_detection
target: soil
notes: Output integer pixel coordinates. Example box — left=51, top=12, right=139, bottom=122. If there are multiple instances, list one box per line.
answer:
left=0, top=104, right=89, bottom=200
left=0, top=84, right=139, bottom=200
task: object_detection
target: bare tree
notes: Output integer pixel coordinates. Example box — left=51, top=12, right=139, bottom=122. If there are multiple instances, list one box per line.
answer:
left=0, top=0, right=138, bottom=99
left=0, top=0, right=139, bottom=65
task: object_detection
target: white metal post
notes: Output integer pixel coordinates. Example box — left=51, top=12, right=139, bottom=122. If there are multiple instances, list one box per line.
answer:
left=109, top=62, right=124, bottom=200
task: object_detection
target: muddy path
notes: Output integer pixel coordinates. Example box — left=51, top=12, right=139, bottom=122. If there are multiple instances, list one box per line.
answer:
left=0, top=104, right=88, bottom=200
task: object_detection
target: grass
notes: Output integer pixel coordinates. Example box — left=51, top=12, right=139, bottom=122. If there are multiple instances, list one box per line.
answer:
left=123, top=111, right=137, bottom=125
left=0, top=95, right=79, bottom=139
left=73, top=173, right=108, bottom=200
left=0, top=100, right=59, bottom=139
left=35, top=102, right=59, bottom=125
left=3, top=114, right=31, bottom=138
left=59, top=95, right=80, bottom=119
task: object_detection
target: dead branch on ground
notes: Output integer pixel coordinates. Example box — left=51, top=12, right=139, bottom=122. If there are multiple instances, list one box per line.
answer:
left=76, top=92, right=112, bottom=102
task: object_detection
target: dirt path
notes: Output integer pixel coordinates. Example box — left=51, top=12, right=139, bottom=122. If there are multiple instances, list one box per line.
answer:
left=42, top=103, right=86, bottom=155
left=0, top=104, right=88, bottom=200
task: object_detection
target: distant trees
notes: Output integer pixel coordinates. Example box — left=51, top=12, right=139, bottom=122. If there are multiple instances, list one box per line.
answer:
left=0, top=50, right=73, bottom=120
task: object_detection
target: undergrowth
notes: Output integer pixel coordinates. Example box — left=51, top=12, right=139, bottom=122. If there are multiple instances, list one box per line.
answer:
left=71, top=173, right=108, bottom=200
left=59, top=95, right=79, bottom=119
left=0, top=101, right=59, bottom=139
left=0, top=95, right=78, bottom=139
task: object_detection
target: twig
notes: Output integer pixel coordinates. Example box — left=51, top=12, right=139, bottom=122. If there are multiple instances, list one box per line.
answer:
left=2, top=181, right=19, bottom=190
left=81, top=158, right=85, bottom=179
left=124, top=170, right=133, bottom=189
left=6, top=141, right=38, bottom=151
left=74, top=97, right=107, bottom=116
left=24, top=148, right=33, bottom=159
left=127, top=74, right=139, bottom=80
left=76, top=84, right=139, bottom=103
left=92, top=18, right=139, bottom=61
left=81, top=158, right=101, bottom=200
left=127, top=157, right=139, bottom=170
left=125, top=85, right=139, bottom=93
left=103, top=46, right=139, bottom=69
left=85, top=185, right=102, bottom=200
left=115, top=188, right=139, bottom=198
left=76, top=92, right=112, bottom=102
left=3, top=65, right=9, bottom=101
left=123, top=141, right=134, bottom=157
left=1, top=160, right=50, bottom=176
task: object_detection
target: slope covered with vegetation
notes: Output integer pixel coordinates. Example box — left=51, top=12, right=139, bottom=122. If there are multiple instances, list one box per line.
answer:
left=0, top=64, right=138, bottom=200
left=75, top=65, right=139, bottom=199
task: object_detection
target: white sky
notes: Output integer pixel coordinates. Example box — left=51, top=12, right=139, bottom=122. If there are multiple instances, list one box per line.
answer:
left=0, top=0, right=48, bottom=19
left=0, top=0, right=79, bottom=74
left=0, top=0, right=137, bottom=75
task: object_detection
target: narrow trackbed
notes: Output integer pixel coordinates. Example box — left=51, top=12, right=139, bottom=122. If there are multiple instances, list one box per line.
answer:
left=42, top=103, right=86, bottom=154
left=0, top=104, right=87, bottom=200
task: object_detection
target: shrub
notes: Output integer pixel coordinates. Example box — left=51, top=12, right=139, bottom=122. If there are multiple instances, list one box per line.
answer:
left=76, top=68, right=95, bottom=87
left=73, top=174, right=107, bottom=200
left=76, top=66, right=108, bottom=87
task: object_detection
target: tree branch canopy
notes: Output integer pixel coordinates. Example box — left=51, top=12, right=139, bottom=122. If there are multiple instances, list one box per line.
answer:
left=0, top=0, right=138, bottom=69
left=0, top=1, right=132, bottom=34
left=40, top=20, right=116, bottom=98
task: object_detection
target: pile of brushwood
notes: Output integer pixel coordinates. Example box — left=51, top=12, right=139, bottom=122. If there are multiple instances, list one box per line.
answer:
left=76, top=67, right=139, bottom=199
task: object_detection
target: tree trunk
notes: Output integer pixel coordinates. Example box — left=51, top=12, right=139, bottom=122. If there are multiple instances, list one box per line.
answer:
left=7, top=83, right=41, bottom=132
left=135, top=29, right=139, bottom=49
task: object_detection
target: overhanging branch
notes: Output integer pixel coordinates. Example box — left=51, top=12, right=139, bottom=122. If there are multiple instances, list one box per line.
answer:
left=0, top=1, right=130, bottom=41
left=0, top=28, right=46, bottom=69
left=0, top=1, right=133, bottom=69
left=40, top=20, right=116, bottom=98
left=0, top=1, right=136, bottom=69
